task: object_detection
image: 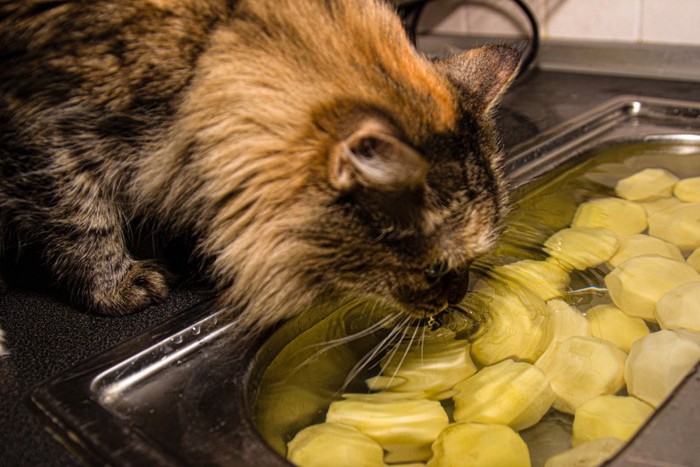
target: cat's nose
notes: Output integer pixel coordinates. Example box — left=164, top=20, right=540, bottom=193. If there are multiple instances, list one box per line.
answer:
left=425, top=259, right=450, bottom=283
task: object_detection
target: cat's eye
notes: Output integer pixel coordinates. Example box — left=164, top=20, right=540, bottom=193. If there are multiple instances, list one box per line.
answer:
left=425, top=259, right=450, bottom=283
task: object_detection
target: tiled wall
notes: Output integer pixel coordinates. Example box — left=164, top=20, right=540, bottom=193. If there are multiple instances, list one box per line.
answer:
left=424, top=0, right=700, bottom=46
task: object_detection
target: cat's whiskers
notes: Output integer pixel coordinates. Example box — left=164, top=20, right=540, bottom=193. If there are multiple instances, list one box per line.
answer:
left=288, top=310, right=402, bottom=377
left=384, top=319, right=421, bottom=388
left=377, top=314, right=415, bottom=376
left=337, top=314, right=413, bottom=394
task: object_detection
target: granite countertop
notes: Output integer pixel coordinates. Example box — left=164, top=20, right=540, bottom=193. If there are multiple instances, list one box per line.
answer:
left=1, top=69, right=700, bottom=466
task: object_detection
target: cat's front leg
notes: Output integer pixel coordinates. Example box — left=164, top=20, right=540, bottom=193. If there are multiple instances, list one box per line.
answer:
left=41, top=183, right=169, bottom=315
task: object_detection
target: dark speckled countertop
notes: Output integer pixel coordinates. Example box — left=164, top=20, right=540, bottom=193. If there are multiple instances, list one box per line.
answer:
left=1, top=69, right=700, bottom=466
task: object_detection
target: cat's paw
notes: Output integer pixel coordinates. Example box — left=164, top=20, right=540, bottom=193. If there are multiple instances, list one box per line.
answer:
left=90, top=260, right=169, bottom=316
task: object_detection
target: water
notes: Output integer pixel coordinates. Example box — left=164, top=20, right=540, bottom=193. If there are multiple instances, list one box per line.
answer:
left=254, top=140, right=700, bottom=465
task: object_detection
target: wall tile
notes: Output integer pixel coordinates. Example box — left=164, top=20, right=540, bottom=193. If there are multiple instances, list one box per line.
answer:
left=546, top=0, right=641, bottom=42
left=422, top=0, right=468, bottom=34
left=424, top=0, right=545, bottom=37
left=424, top=0, right=700, bottom=46
left=642, top=0, right=700, bottom=45
left=464, top=0, right=545, bottom=38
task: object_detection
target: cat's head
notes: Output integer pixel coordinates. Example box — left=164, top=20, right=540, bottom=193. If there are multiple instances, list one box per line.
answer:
left=287, top=45, right=523, bottom=320
left=206, top=46, right=521, bottom=329
left=175, top=3, right=523, bottom=328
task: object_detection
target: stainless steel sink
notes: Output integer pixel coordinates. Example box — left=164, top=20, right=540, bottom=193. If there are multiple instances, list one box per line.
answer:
left=29, top=96, right=700, bottom=466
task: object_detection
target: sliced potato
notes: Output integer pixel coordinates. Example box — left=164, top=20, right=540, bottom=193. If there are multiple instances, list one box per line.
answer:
left=635, top=196, right=683, bottom=216
left=625, top=329, right=700, bottom=408
left=571, top=395, right=653, bottom=447
left=427, top=423, right=531, bottom=467
left=543, top=299, right=591, bottom=347
left=487, top=259, right=571, bottom=301
left=544, top=437, right=625, bottom=467
left=384, top=446, right=433, bottom=465
left=571, top=197, right=647, bottom=236
left=543, top=227, right=619, bottom=271
left=365, top=375, right=408, bottom=392
left=467, top=288, right=551, bottom=366
left=614, top=168, right=678, bottom=201
left=326, top=398, right=448, bottom=462
left=687, top=247, right=700, bottom=272
left=655, top=281, right=700, bottom=331
left=287, top=422, right=386, bottom=467
left=674, top=176, right=700, bottom=202
left=675, top=328, right=700, bottom=345
left=342, top=391, right=426, bottom=402
left=453, top=359, right=555, bottom=431
left=607, top=234, right=684, bottom=268
left=535, top=336, right=627, bottom=414
left=604, top=254, right=700, bottom=321
left=648, top=203, right=700, bottom=251
left=374, top=337, right=477, bottom=400
left=586, top=303, right=649, bottom=353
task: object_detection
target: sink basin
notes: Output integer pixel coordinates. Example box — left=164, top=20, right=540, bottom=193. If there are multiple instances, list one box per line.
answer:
left=30, top=96, right=700, bottom=466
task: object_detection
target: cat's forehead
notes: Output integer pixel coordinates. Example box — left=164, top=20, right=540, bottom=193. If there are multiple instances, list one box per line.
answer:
left=389, top=53, right=458, bottom=133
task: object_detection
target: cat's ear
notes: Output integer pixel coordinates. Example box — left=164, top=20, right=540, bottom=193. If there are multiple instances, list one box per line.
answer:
left=328, top=120, right=428, bottom=192
left=435, top=43, right=524, bottom=112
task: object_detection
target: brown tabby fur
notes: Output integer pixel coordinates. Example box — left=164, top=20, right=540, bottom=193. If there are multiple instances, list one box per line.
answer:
left=0, top=0, right=521, bottom=332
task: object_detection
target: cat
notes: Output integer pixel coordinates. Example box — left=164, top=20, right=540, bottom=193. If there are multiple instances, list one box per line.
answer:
left=0, top=0, right=521, bottom=335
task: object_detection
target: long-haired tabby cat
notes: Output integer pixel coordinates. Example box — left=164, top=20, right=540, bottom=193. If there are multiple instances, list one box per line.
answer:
left=0, top=0, right=521, bottom=338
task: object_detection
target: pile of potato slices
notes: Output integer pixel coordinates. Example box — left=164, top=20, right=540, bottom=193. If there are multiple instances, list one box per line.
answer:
left=287, top=169, right=700, bottom=467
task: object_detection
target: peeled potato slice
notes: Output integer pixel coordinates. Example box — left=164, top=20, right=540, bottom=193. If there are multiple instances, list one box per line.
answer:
left=287, top=422, right=386, bottom=467
left=604, top=254, right=700, bottom=321
left=648, top=203, right=700, bottom=251
left=453, top=359, right=555, bottom=431
left=543, top=299, right=591, bottom=347
left=689, top=248, right=700, bottom=272
left=544, top=437, right=625, bottom=467
left=571, top=395, right=653, bottom=447
left=543, top=227, right=619, bottom=271
left=535, top=336, right=626, bottom=414
left=655, top=281, right=700, bottom=331
left=326, top=398, right=448, bottom=462
left=467, top=288, right=551, bottom=366
left=487, top=259, right=571, bottom=301
left=572, top=197, right=647, bottom=235
left=607, top=234, right=684, bottom=268
left=427, top=423, right=531, bottom=467
left=625, top=329, right=700, bottom=408
left=586, top=303, right=649, bottom=353
left=614, top=168, right=678, bottom=201
left=674, top=176, right=700, bottom=202
left=635, top=196, right=683, bottom=216
left=372, top=337, right=477, bottom=400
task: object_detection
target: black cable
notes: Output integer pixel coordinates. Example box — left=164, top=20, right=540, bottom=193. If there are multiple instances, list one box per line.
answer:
left=396, top=0, right=540, bottom=78
left=396, top=0, right=429, bottom=44
left=508, top=0, right=539, bottom=76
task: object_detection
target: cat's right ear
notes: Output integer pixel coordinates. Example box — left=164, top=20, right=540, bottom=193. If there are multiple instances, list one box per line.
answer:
left=328, top=120, right=428, bottom=193
left=435, top=43, right=524, bottom=112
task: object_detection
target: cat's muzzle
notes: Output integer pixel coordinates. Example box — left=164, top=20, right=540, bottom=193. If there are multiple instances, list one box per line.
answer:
left=396, top=267, right=470, bottom=318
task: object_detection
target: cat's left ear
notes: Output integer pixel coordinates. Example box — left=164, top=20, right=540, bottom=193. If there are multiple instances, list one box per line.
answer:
left=328, top=119, right=428, bottom=193
left=435, top=43, right=525, bottom=112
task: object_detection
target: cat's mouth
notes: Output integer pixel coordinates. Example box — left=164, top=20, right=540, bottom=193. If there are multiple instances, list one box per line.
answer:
left=414, top=304, right=483, bottom=336
left=393, top=268, right=470, bottom=320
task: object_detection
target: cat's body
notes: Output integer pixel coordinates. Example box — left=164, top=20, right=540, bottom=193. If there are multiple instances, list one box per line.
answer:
left=0, top=0, right=520, bottom=333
